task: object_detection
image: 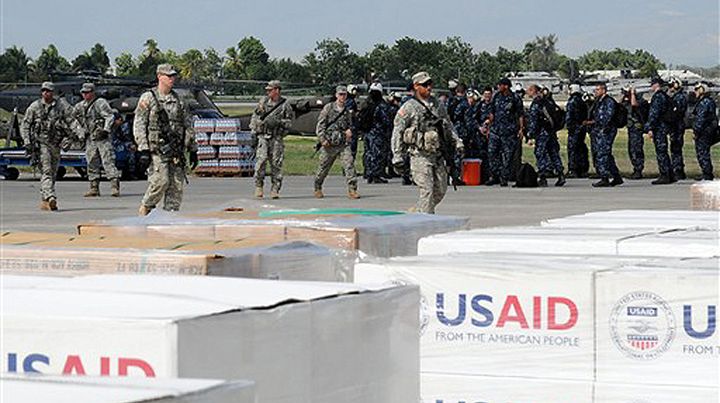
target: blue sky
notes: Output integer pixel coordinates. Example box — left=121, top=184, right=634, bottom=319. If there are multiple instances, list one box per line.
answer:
left=2, top=0, right=718, bottom=66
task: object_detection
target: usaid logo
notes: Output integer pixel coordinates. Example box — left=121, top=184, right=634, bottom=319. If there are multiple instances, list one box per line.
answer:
left=610, top=291, right=676, bottom=360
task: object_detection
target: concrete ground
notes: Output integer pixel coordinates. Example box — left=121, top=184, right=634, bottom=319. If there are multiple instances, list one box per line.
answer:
left=0, top=173, right=695, bottom=234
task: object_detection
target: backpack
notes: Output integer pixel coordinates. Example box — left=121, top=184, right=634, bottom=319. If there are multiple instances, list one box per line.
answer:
left=610, top=98, right=628, bottom=128
left=543, top=99, right=566, bottom=131
left=515, top=163, right=538, bottom=188
left=356, top=100, right=377, bottom=132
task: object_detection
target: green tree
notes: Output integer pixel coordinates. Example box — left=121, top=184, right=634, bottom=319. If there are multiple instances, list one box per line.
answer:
left=496, top=47, right=526, bottom=74
left=89, top=43, right=110, bottom=73
left=114, top=52, right=137, bottom=77
left=202, top=48, right=222, bottom=81
left=137, top=38, right=166, bottom=79
left=236, top=36, right=270, bottom=80
left=178, top=48, right=204, bottom=81
left=0, top=46, right=33, bottom=82
left=33, top=44, right=70, bottom=80
left=304, top=38, right=363, bottom=89
left=523, top=34, right=561, bottom=72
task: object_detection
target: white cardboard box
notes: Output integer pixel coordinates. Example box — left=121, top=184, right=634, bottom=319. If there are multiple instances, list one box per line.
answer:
left=354, top=254, right=643, bottom=381
left=542, top=209, right=720, bottom=230
left=0, top=373, right=256, bottom=403
left=595, top=266, right=719, bottom=387
left=420, top=373, right=594, bottom=403
left=593, top=381, right=719, bottom=403
left=1, top=275, right=419, bottom=403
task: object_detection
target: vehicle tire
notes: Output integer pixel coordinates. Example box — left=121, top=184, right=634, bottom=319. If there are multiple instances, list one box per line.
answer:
left=5, top=167, right=19, bottom=180
left=56, top=166, right=66, bottom=180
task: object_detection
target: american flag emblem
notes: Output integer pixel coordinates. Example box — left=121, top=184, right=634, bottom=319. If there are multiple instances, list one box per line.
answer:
left=628, top=334, right=659, bottom=350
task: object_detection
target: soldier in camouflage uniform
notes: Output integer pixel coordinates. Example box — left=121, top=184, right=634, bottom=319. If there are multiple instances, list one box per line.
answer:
left=526, top=85, right=565, bottom=187
left=314, top=85, right=360, bottom=199
left=250, top=80, right=294, bottom=199
left=362, top=83, right=393, bottom=184
left=644, top=77, right=675, bottom=184
left=669, top=78, right=688, bottom=179
left=73, top=83, right=121, bottom=197
left=20, top=82, right=76, bottom=211
left=391, top=72, right=462, bottom=214
left=691, top=83, right=717, bottom=181
left=621, top=87, right=649, bottom=179
left=485, top=77, right=523, bottom=187
left=586, top=83, right=623, bottom=187
left=134, top=64, right=198, bottom=215
left=565, top=84, right=589, bottom=178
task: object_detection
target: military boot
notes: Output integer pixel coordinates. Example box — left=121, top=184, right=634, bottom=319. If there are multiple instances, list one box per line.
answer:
left=675, top=170, right=687, bottom=180
left=270, top=189, right=280, bottom=199
left=592, top=178, right=611, bottom=187
left=254, top=186, right=264, bottom=199
left=314, top=189, right=324, bottom=199
left=110, top=179, right=120, bottom=197
left=39, top=199, right=51, bottom=211
left=610, top=175, right=624, bottom=187
left=651, top=175, right=672, bottom=185
left=629, top=170, right=643, bottom=180
left=138, top=205, right=152, bottom=216
left=48, top=197, right=58, bottom=211
left=84, top=180, right=100, bottom=197
left=555, top=171, right=566, bottom=187
left=538, top=176, right=548, bottom=187
left=347, top=189, right=360, bottom=200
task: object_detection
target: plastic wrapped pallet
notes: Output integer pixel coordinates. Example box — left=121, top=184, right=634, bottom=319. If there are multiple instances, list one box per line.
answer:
left=691, top=180, right=720, bottom=210
left=78, top=208, right=470, bottom=257
left=593, top=382, right=719, bottom=403
left=0, top=275, right=419, bottom=403
left=595, top=263, right=719, bottom=387
left=0, top=232, right=354, bottom=282
left=542, top=209, right=720, bottom=231
left=421, top=373, right=593, bottom=403
left=418, top=226, right=718, bottom=258
left=1, top=374, right=256, bottom=403
left=355, top=254, right=648, bottom=381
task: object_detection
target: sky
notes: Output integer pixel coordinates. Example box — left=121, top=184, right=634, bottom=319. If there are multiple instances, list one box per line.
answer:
left=2, top=0, right=719, bottom=67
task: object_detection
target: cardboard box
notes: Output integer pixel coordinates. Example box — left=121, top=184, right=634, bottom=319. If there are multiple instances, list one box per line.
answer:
left=78, top=209, right=470, bottom=257
left=1, top=232, right=353, bottom=281
left=542, top=209, right=720, bottom=230
left=595, top=266, right=719, bottom=387
left=1, top=374, right=255, bottom=403
left=354, top=254, right=646, bottom=381
left=1, top=275, right=419, bottom=403
left=691, top=181, right=720, bottom=210
left=420, top=373, right=593, bottom=403
left=593, top=381, right=719, bottom=403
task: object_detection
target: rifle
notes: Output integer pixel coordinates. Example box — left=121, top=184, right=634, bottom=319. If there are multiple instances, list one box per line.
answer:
left=311, top=105, right=348, bottom=158
left=416, top=99, right=462, bottom=190
left=149, top=90, right=189, bottom=183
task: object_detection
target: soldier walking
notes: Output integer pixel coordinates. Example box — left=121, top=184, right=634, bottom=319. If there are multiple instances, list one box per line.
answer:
left=20, top=82, right=76, bottom=211
left=621, top=86, right=649, bottom=179
left=485, top=77, right=524, bottom=187
left=361, top=82, right=393, bottom=184
left=645, top=77, right=675, bottom=185
left=391, top=72, right=462, bottom=214
left=585, top=83, right=623, bottom=187
left=526, top=84, right=565, bottom=187
left=691, top=83, right=717, bottom=181
left=314, top=85, right=360, bottom=199
left=669, top=78, right=688, bottom=179
left=250, top=80, right=294, bottom=199
left=74, top=82, right=121, bottom=197
left=565, top=84, right=589, bottom=178
left=134, top=64, right=197, bottom=215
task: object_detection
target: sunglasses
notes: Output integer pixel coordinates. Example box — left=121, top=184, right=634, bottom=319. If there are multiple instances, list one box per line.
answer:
left=418, top=81, right=433, bottom=88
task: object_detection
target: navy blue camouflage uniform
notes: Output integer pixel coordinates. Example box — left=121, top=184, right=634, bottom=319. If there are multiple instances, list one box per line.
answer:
left=624, top=96, right=649, bottom=173
left=670, top=90, right=688, bottom=175
left=528, top=95, right=563, bottom=176
left=590, top=95, right=620, bottom=179
left=488, top=92, right=523, bottom=182
left=565, top=93, right=589, bottom=175
left=362, top=100, right=393, bottom=179
left=645, top=90, right=673, bottom=177
left=345, top=96, right=359, bottom=158
left=692, top=95, right=717, bottom=178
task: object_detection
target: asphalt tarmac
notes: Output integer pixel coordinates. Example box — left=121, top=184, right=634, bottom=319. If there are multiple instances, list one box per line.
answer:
left=0, top=174, right=694, bottom=234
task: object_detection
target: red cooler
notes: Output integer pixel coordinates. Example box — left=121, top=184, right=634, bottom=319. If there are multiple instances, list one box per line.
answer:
left=461, top=158, right=482, bottom=185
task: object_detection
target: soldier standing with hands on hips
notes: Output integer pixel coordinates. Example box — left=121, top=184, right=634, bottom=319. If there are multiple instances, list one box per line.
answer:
left=74, top=82, right=121, bottom=197
left=134, top=64, right=197, bottom=216
left=250, top=80, right=294, bottom=199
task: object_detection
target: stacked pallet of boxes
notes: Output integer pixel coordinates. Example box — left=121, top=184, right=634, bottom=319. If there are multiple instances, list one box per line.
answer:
left=690, top=180, right=720, bottom=210
left=354, top=210, right=719, bottom=402
left=194, top=118, right=255, bottom=176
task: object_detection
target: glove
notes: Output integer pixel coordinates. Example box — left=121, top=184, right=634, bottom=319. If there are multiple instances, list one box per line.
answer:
left=188, top=150, right=198, bottom=170
left=138, top=150, right=151, bottom=170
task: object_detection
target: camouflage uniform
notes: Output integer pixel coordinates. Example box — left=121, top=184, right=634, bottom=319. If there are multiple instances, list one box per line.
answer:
left=392, top=96, right=460, bottom=214
left=692, top=95, right=717, bottom=179
left=250, top=96, right=294, bottom=193
left=134, top=88, right=195, bottom=211
left=623, top=96, right=649, bottom=174
left=314, top=102, right=358, bottom=192
left=528, top=96, right=563, bottom=176
left=362, top=100, right=393, bottom=180
left=74, top=96, right=119, bottom=182
left=589, top=95, right=620, bottom=179
left=565, top=92, right=589, bottom=175
left=669, top=89, right=688, bottom=175
left=645, top=90, right=673, bottom=177
left=20, top=96, right=75, bottom=202
left=345, top=96, right=360, bottom=158
left=448, top=95, right=469, bottom=140
left=487, top=92, right=523, bottom=182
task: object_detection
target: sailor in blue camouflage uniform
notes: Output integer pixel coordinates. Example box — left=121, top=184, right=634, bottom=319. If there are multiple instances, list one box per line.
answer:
left=526, top=85, right=565, bottom=186
left=622, top=86, right=649, bottom=179
left=448, top=83, right=469, bottom=141
left=345, top=84, right=360, bottom=159
left=473, top=87, right=493, bottom=182
left=363, top=83, right=394, bottom=184
left=586, top=83, right=623, bottom=187
left=565, top=84, right=589, bottom=178
left=485, top=77, right=523, bottom=186
left=669, top=78, right=689, bottom=179
left=463, top=89, right=483, bottom=159
left=691, top=83, right=717, bottom=181
left=644, top=77, right=676, bottom=184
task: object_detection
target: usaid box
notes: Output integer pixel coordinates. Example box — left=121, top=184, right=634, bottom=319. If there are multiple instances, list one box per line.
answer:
left=593, top=382, right=719, bottom=403
left=1, top=374, right=256, bottom=403
left=353, top=254, right=642, bottom=381
left=420, top=373, right=593, bottom=403
left=542, top=210, right=720, bottom=231
left=0, top=275, right=419, bottom=403
left=596, top=265, right=719, bottom=387
left=616, top=229, right=720, bottom=258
